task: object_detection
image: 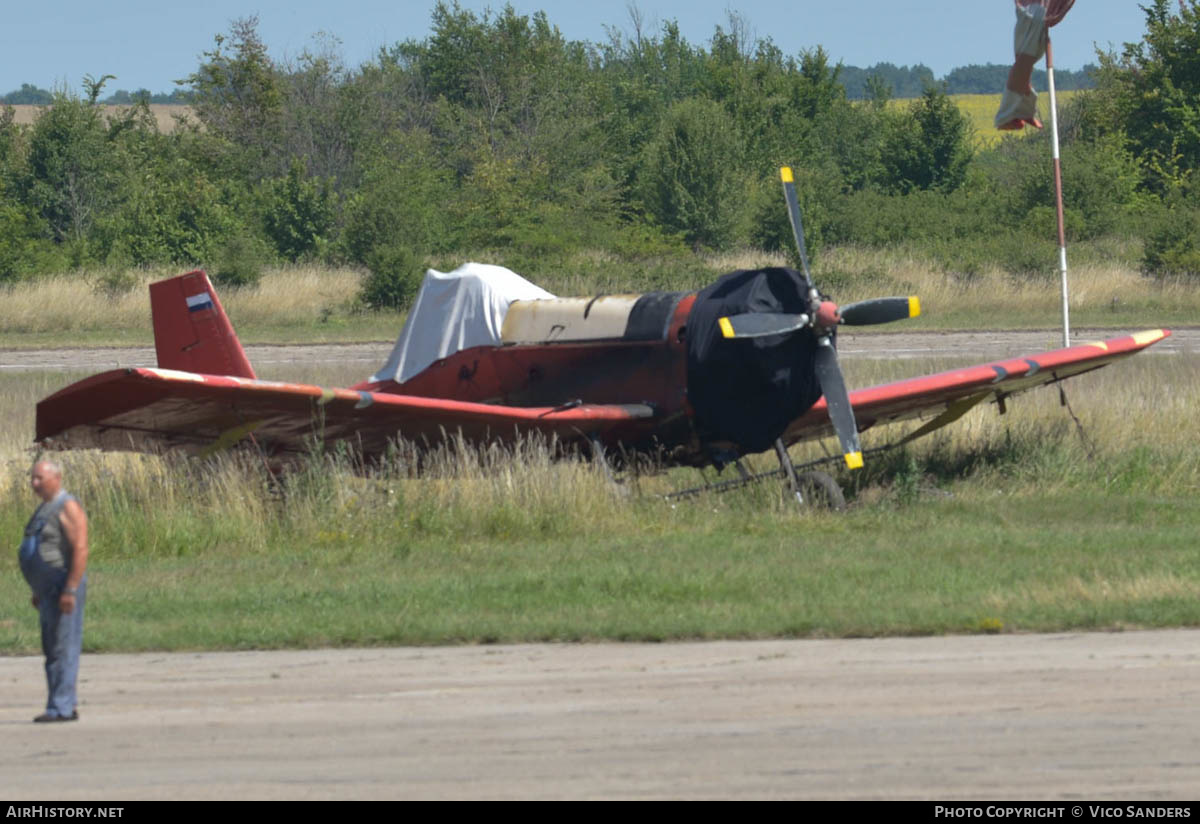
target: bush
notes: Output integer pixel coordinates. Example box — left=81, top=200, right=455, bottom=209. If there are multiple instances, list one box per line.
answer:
left=1020, top=204, right=1086, bottom=244
left=212, top=233, right=267, bottom=288
left=1142, top=206, right=1200, bottom=278
left=930, top=230, right=1060, bottom=279
left=0, top=202, right=66, bottom=282
left=261, top=159, right=336, bottom=262
left=826, top=188, right=983, bottom=248
left=880, top=85, right=972, bottom=195
left=112, top=174, right=241, bottom=267
left=974, top=131, right=1143, bottom=240
left=361, top=244, right=424, bottom=310
left=339, top=136, right=453, bottom=266
left=91, top=267, right=139, bottom=298
left=746, top=166, right=834, bottom=266
left=636, top=98, right=747, bottom=250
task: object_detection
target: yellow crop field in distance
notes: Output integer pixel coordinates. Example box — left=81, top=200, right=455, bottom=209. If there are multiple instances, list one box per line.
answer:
left=7, top=104, right=192, bottom=132
left=890, top=90, right=1082, bottom=150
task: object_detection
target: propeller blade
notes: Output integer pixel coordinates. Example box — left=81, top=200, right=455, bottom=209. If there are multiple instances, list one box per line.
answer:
left=813, top=337, right=863, bottom=470
left=717, top=312, right=809, bottom=339
left=779, top=167, right=815, bottom=292
left=839, top=296, right=921, bottom=326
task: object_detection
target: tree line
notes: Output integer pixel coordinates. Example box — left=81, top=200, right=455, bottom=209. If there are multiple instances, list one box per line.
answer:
left=1, top=84, right=194, bottom=105
left=1, top=63, right=1095, bottom=106
left=0, top=0, right=1196, bottom=304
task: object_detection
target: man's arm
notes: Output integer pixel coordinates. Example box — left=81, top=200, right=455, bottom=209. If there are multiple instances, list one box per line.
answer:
left=58, top=499, right=88, bottom=615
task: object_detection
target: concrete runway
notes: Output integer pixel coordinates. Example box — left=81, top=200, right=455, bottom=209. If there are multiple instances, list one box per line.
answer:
left=3, top=630, right=1199, bottom=800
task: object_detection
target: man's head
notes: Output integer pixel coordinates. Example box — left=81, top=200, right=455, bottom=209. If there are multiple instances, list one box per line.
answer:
left=30, top=460, right=63, bottom=502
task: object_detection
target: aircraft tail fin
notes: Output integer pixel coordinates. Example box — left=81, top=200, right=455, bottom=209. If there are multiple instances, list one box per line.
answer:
left=149, top=270, right=256, bottom=379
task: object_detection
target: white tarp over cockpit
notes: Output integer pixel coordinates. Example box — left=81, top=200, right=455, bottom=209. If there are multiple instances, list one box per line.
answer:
left=369, top=262, right=555, bottom=385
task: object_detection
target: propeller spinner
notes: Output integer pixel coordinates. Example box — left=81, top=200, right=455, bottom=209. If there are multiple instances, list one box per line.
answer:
left=717, top=167, right=921, bottom=469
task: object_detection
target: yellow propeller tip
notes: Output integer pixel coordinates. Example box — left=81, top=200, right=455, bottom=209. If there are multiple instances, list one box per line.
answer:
left=844, top=451, right=863, bottom=470
left=718, top=317, right=735, bottom=338
left=780, top=166, right=794, bottom=183
left=909, top=296, right=921, bottom=318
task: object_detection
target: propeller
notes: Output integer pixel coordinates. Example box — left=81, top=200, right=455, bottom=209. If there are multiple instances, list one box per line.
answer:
left=840, top=296, right=920, bottom=326
left=718, top=296, right=919, bottom=338
left=717, top=167, right=921, bottom=469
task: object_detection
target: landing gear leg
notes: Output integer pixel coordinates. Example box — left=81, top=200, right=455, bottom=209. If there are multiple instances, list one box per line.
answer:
left=589, top=436, right=626, bottom=494
left=734, top=459, right=753, bottom=481
left=774, top=439, right=846, bottom=511
left=774, top=439, right=803, bottom=505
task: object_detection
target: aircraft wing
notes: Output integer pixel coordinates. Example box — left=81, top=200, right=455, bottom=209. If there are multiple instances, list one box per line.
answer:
left=36, top=329, right=1171, bottom=463
left=35, top=367, right=656, bottom=460
left=782, top=329, right=1172, bottom=446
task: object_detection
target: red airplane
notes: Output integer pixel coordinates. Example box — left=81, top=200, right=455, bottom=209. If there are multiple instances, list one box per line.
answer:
left=36, top=168, right=1170, bottom=502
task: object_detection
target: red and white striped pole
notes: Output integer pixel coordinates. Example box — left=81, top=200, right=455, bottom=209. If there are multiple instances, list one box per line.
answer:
left=1045, top=34, right=1070, bottom=348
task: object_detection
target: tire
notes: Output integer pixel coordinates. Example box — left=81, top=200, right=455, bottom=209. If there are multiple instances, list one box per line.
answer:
left=792, top=470, right=845, bottom=511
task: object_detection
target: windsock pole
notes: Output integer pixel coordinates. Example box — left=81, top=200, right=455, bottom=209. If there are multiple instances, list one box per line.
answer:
left=1046, top=35, right=1070, bottom=348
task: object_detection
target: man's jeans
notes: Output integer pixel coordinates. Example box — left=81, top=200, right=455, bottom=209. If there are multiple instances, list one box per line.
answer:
left=34, top=569, right=86, bottom=718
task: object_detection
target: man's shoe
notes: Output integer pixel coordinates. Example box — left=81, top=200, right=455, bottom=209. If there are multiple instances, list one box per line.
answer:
left=33, top=711, right=78, bottom=723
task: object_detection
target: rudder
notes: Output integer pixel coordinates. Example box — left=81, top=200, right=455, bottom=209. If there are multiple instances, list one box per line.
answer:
left=149, top=270, right=256, bottom=378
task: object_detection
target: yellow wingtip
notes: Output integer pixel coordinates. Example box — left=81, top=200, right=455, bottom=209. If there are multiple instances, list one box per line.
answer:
left=718, top=317, right=735, bottom=338
left=1131, top=329, right=1166, bottom=346
left=908, top=296, right=921, bottom=318
left=845, top=451, right=863, bottom=470
left=780, top=166, right=794, bottom=183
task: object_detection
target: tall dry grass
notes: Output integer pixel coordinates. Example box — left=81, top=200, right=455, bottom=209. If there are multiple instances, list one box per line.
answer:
left=834, top=349, right=1200, bottom=500
left=4, top=343, right=1194, bottom=556
left=2, top=246, right=1192, bottom=344
left=812, top=244, right=1200, bottom=328
left=0, top=265, right=369, bottom=339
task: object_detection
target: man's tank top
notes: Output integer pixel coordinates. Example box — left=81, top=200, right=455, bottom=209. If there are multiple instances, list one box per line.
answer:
left=24, top=491, right=74, bottom=571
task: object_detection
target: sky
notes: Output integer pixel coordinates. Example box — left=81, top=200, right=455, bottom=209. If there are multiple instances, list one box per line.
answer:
left=3, top=1, right=1153, bottom=95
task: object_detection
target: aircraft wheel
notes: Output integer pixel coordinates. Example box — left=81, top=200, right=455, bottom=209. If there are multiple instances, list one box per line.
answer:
left=793, top=470, right=845, bottom=511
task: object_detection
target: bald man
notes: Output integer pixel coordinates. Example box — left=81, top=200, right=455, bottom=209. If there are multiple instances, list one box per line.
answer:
left=19, top=461, right=89, bottom=723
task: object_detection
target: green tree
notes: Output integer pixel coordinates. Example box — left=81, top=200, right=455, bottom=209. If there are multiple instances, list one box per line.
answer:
left=340, top=133, right=455, bottom=264
left=361, top=244, right=426, bottom=310
left=185, top=16, right=284, bottom=180
left=2, top=84, right=54, bottom=104
left=596, top=18, right=708, bottom=190
left=26, top=84, right=119, bottom=253
left=1093, top=0, right=1200, bottom=190
left=637, top=97, right=745, bottom=249
left=262, top=158, right=336, bottom=261
left=276, top=35, right=368, bottom=186
left=111, top=158, right=242, bottom=266
left=101, top=103, right=250, bottom=267
left=880, top=85, right=972, bottom=195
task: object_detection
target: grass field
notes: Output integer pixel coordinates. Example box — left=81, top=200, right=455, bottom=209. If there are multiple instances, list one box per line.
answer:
left=1, top=342, right=1196, bottom=653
